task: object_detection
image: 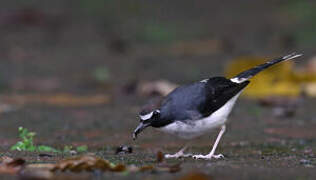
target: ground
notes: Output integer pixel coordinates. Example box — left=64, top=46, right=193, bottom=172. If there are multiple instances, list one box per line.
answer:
left=0, top=0, right=315, bottom=179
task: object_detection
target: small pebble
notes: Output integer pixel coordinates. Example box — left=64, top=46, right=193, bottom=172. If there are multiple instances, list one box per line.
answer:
left=299, top=159, right=311, bottom=165
left=70, top=150, right=77, bottom=155
left=38, top=153, right=53, bottom=158
left=115, top=145, right=133, bottom=154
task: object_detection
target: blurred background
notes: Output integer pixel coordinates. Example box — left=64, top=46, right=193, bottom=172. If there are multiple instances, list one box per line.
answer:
left=0, top=0, right=316, bottom=153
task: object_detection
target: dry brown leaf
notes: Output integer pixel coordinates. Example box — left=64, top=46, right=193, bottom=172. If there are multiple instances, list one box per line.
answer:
left=51, top=155, right=124, bottom=172
left=156, top=163, right=181, bottom=173
left=137, top=80, right=178, bottom=96
left=0, top=156, right=13, bottom=163
left=19, top=167, right=54, bottom=180
left=0, top=158, right=25, bottom=174
left=27, top=163, right=56, bottom=170
left=303, top=83, right=316, bottom=97
left=156, top=151, right=164, bottom=163
left=51, top=155, right=180, bottom=174
left=177, top=172, right=211, bottom=180
left=258, top=96, right=299, bottom=107
left=137, top=165, right=154, bottom=172
left=0, top=94, right=110, bottom=107
left=304, top=56, right=316, bottom=73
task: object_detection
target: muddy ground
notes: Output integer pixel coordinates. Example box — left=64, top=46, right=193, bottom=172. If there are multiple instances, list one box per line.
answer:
left=0, top=0, right=315, bottom=179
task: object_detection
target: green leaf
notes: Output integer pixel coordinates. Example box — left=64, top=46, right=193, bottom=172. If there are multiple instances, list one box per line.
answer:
left=28, top=145, right=36, bottom=152
left=63, top=145, right=73, bottom=153
left=10, top=141, right=24, bottom=151
left=76, top=145, right=88, bottom=152
left=37, top=145, right=60, bottom=153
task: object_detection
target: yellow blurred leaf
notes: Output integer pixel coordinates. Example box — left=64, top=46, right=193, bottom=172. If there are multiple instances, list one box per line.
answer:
left=303, top=83, right=316, bottom=97
left=225, top=56, right=316, bottom=98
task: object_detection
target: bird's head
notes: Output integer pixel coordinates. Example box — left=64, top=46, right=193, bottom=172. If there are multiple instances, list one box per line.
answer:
left=132, top=109, right=161, bottom=140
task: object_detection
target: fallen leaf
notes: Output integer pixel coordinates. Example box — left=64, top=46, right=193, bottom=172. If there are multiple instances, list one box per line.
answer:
left=0, top=94, right=110, bottom=107
left=0, top=158, right=25, bottom=174
left=156, top=151, right=164, bottom=163
left=304, top=56, right=316, bottom=73
left=303, top=83, right=316, bottom=97
left=0, top=156, right=13, bottom=163
left=20, top=164, right=90, bottom=180
left=259, top=96, right=299, bottom=107
left=137, top=80, right=178, bottom=96
left=156, top=163, right=181, bottom=173
left=225, top=56, right=316, bottom=98
left=19, top=167, right=54, bottom=180
left=258, top=96, right=300, bottom=118
left=27, top=164, right=55, bottom=170
left=50, top=155, right=181, bottom=174
left=51, top=155, right=124, bottom=172
left=139, top=96, right=164, bottom=116
left=177, top=172, right=211, bottom=180
left=137, top=165, right=154, bottom=172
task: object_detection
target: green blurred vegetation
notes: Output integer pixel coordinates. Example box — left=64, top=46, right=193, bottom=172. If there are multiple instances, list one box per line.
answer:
left=284, top=1, right=316, bottom=46
left=11, top=127, right=87, bottom=153
left=10, top=127, right=59, bottom=152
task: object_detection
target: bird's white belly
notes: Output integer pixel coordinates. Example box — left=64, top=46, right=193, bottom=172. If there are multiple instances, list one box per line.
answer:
left=159, top=92, right=241, bottom=139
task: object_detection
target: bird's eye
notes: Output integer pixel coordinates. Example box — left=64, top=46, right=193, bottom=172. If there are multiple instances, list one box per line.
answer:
left=153, top=110, right=160, bottom=116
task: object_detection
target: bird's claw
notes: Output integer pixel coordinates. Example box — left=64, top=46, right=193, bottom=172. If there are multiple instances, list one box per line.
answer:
left=164, top=153, right=192, bottom=159
left=192, top=153, right=224, bottom=160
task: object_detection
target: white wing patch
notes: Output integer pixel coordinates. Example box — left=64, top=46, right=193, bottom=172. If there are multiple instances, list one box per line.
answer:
left=139, top=111, right=154, bottom=121
left=230, top=77, right=249, bottom=83
left=200, top=79, right=208, bottom=83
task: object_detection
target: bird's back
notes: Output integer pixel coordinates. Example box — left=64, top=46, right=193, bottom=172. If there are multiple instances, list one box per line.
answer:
left=159, top=77, right=249, bottom=123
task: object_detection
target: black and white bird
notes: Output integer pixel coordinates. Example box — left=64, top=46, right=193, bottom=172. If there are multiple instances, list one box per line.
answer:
left=132, top=53, right=302, bottom=160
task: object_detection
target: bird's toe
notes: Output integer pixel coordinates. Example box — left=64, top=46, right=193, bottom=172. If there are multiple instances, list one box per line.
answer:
left=192, top=154, right=224, bottom=160
left=192, top=154, right=209, bottom=159
left=213, top=154, right=224, bottom=159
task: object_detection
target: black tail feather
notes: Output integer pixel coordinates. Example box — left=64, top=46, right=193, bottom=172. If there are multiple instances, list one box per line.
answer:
left=231, top=53, right=302, bottom=83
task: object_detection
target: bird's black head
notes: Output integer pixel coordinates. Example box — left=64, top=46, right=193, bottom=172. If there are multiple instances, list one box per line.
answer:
left=132, top=109, right=161, bottom=140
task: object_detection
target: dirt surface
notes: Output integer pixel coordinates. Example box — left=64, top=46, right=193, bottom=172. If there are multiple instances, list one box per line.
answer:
left=0, top=0, right=315, bottom=179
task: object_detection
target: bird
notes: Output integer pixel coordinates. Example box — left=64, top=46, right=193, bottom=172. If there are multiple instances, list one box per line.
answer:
left=132, top=53, right=302, bottom=160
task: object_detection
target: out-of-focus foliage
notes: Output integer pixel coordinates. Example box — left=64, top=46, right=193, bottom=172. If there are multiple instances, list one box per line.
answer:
left=10, top=127, right=36, bottom=152
left=10, top=127, right=59, bottom=152
left=93, top=66, right=110, bottom=83
left=284, top=1, right=316, bottom=46
left=225, top=56, right=316, bottom=98
left=10, top=127, right=88, bottom=153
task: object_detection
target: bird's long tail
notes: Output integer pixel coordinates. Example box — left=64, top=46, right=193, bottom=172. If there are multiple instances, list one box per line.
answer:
left=230, top=53, right=302, bottom=83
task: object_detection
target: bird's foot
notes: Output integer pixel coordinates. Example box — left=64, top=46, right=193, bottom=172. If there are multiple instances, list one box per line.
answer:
left=192, top=153, right=224, bottom=160
left=164, top=152, right=192, bottom=159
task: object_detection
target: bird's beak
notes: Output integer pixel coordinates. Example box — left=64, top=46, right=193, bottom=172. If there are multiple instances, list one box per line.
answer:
left=132, top=122, right=150, bottom=140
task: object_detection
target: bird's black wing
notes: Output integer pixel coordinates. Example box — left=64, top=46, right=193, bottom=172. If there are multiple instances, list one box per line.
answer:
left=159, top=77, right=249, bottom=124
left=199, top=77, right=249, bottom=117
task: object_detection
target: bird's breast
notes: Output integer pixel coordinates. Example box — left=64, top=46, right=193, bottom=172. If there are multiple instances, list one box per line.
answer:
left=158, top=92, right=241, bottom=139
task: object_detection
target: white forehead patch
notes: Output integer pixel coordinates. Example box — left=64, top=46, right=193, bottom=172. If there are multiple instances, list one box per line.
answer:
left=139, top=110, right=160, bottom=121
left=139, top=111, right=154, bottom=121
